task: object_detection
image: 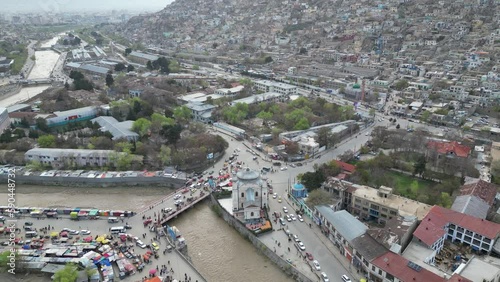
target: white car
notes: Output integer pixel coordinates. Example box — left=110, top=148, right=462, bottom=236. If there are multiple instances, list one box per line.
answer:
left=80, top=230, right=91, bottom=235
left=273, top=193, right=277, bottom=199
left=69, top=230, right=79, bottom=235
left=321, top=272, right=330, bottom=282
left=286, top=215, right=292, bottom=222
left=283, top=207, right=288, bottom=213
left=293, top=235, right=299, bottom=242
left=313, top=260, right=321, bottom=271
left=280, top=166, right=288, bottom=171
left=174, top=194, right=182, bottom=200
left=290, top=214, right=296, bottom=221
left=136, top=240, right=147, bottom=248
left=298, top=241, right=306, bottom=251
left=297, top=215, right=304, bottom=222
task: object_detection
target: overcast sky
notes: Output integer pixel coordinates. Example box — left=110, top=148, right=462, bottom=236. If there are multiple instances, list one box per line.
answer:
left=1, top=0, right=174, bottom=13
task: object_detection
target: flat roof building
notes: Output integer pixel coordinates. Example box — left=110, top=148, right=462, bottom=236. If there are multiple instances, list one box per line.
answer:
left=350, top=185, right=432, bottom=222
left=254, top=80, right=297, bottom=95
left=91, top=116, right=139, bottom=141
left=25, top=148, right=126, bottom=168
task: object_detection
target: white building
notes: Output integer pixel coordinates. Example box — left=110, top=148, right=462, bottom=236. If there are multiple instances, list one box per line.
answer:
left=46, top=106, right=100, bottom=127
left=232, top=168, right=268, bottom=222
left=254, top=80, right=297, bottom=95
left=215, top=85, right=244, bottom=96
left=91, top=116, right=139, bottom=141
left=185, top=102, right=216, bottom=123
left=230, top=91, right=289, bottom=106
left=25, top=148, right=126, bottom=168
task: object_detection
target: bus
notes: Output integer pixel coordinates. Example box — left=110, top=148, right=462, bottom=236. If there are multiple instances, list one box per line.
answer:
left=110, top=227, right=126, bottom=234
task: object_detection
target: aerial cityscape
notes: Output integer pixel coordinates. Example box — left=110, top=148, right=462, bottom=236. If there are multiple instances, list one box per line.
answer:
left=1, top=0, right=500, bottom=282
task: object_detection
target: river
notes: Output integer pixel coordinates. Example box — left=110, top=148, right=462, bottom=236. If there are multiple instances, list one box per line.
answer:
left=0, top=37, right=60, bottom=108
left=0, top=185, right=291, bottom=282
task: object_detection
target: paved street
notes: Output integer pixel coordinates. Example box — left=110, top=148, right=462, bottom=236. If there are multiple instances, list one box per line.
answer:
left=211, top=127, right=374, bottom=282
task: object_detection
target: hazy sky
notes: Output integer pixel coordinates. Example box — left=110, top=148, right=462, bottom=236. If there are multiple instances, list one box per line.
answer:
left=0, top=0, right=174, bottom=13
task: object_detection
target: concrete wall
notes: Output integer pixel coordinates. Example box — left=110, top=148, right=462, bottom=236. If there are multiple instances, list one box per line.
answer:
left=0, top=174, right=185, bottom=188
left=209, top=195, right=314, bottom=282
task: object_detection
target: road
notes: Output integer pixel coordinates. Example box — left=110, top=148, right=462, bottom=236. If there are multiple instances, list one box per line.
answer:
left=210, top=126, right=376, bottom=282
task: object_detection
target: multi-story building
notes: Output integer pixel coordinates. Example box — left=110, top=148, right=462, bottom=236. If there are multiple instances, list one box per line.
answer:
left=215, top=85, right=244, bottom=96
left=185, top=102, right=216, bottom=123
left=254, top=80, right=297, bottom=95
left=451, top=178, right=498, bottom=219
left=230, top=91, right=289, bottom=106
left=413, top=205, right=500, bottom=254
left=25, top=148, right=128, bottom=168
left=128, top=51, right=159, bottom=65
left=351, top=186, right=432, bottom=223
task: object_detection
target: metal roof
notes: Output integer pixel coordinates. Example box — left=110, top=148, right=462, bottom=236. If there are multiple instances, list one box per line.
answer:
left=315, top=207, right=367, bottom=242
left=451, top=195, right=490, bottom=219
left=91, top=116, right=139, bottom=141
left=79, top=64, right=109, bottom=75
left=129, top=51, right=159, bottom=61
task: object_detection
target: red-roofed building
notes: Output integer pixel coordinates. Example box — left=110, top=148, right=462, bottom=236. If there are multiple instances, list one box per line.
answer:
left=334, top=160, right=356, bottom=174
left=413, top=205, right=500, bottom=254
left=446, top=274, right=473, bottom=282
left=427, top=140, right=471, bottom=158
left=371, top=251, right=447, bottom=282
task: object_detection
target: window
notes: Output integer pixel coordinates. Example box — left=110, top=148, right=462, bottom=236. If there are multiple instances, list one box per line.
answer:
left=255, top=192, right=258, bottom=197
left=389, top=210, right=397, bottom=215
left=241, top=193, right=244, bottom=197
left=250, top=212, right=254, bottom=217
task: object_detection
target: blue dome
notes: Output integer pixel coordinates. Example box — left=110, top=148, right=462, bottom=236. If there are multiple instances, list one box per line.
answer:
left=292, top=183, right=305, bottom=190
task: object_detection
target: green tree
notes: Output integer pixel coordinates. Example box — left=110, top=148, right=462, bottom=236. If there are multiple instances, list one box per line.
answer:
left=393, top=79, right=409, bottom=91
left=264, top=56, right=273, bottom=63
left=160, top=123, right=183, bottom=146
left=413, top=155, right=427, bottom=177
left=192, top=65, right=200, bottom=70
left=132, top=118, right=152, bottom=137
left=222, top=103, right=249, bottom=125
left=300, top=170, right=325, bottom=191
left=146, top=61, right=153, bottom=70
left=294, top=117, right=310, bottom=130
left=316, top=127, right=333, bottom=148
left=306, top=189, right=332, bottom=207
left=0, top=129, right=13, bottom=143
left=173, top=105, right=192, bottom=124
left=38, top=135, right=56, bottom=148
left=114, top=63, right=126, bottom=72
left=124, top=48, right=132, bottom=56
left=256, top=111, right=273, bottom=123
left=159, top=145, right=172, bottom=165
left=105, top=73, right=114, bottom=87
left=420, top=110, right=431, bottom=122
left=439, top=192, right=452, bottom=208
left=369, top=108, right=376, bottom=117
left=127, top=64, right=135, bottom=72
left=53, top=263, right=78, bottom=282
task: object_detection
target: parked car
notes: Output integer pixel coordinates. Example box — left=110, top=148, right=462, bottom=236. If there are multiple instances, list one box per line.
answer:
left=306, top=252, right=313, bottom=260
left=293, top=235, right=299, bottom=242
left=298, top=241, right=306, bottom=251
left=283, top=207, right=288, bottom=213
left=321, top=272, right=330, bottom=282
left=273, top=193, right=277, bottom=199
left=313, top=260, right=321, bottom=271
left=341, top=274, right=351, bottom=282
left=297, top=215, right=304, bottom=222
left=80, top=230, right=91, bottom=235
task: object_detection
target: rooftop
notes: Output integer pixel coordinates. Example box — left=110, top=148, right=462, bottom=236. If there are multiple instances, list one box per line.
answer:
left=451, top=195, right=490, bottom=219
left=255, top=80, right=297, bottom=89
left=367, top=216, right=417, bottom=251
left=334, top=160, right=356, bottom=174
left=457, top=256, right=500, bottom=282
left=414, top=206, right=500, bottom=247
left=315, top=207, right=367, bottom=242
left=350, top=234, right=388, bottom=261
left=26, top=148, right=116, bottom=156
left=372, top=251, right=447, bottom=282
left=129, top=51, right=159, bottom=61
left=231, top=92, right=285, bottom=105
left=458, top=179, right=497, bottom=206
left=427, top=140, right=471, bottom=158
left=402, top=241, right=446, bottom=277
left=91, top=116, right=139, bottom=141
left=79, top=64, right=109, bottom=75
left=351, top=185, right=432, bottom=220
